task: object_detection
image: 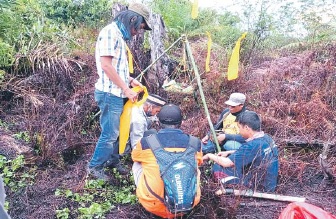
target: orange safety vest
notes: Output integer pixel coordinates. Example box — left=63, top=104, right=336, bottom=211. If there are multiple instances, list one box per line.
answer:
left=131, top=141, right=202, bottom=218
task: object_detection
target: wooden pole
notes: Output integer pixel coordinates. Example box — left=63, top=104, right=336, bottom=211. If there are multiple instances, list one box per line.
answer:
left=216, top=188, right=306, bottom=203
left=184, top=37, right=221, bottom=152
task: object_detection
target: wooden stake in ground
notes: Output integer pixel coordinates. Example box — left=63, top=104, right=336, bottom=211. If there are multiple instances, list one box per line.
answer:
left=215, top=188, right=306, bottom=203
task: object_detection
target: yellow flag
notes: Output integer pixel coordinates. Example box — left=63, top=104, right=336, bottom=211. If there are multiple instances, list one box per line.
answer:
left=227, top=32, right=247, bottom=81
left=191, top=0, right=199, bottom=19
left=119, top=86, right=148, bottom=154
left=206, top=31, right=212, bottom=72
left=126, top=45, right=134, bottom=74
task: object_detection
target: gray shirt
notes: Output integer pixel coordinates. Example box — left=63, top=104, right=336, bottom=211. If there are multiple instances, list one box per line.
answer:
left=0, top=175, right=11, bottom=219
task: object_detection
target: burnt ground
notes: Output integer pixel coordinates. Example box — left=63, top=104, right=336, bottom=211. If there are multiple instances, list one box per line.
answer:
left=0, top=43, right=336, bottom=218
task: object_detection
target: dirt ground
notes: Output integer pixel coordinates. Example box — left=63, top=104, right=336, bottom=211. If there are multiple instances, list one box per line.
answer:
left=1, top=43, right=336, bottom=218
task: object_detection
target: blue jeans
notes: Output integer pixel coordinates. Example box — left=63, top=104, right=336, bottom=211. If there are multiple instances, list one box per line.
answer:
left=224, top=140, right=242, bottom=151
left=89, top=90, right=125, bottom=168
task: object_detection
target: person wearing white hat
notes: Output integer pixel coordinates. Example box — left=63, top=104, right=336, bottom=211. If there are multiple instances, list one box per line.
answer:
left=202, top=92, right=248, bottom=153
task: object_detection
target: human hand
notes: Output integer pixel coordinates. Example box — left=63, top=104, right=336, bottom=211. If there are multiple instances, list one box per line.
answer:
left=201, top=135, right=209, bottom=144
left=217, top=150, right=235, bottom=157
left=130, top=78, right=142, bottom=88
left=217, top=151, right=229, bottom=157
left=216, top=133, right=226, bottom=143
left=124, top=88, right=138, bottom=103
left=202, top=154, right=211, bottom=162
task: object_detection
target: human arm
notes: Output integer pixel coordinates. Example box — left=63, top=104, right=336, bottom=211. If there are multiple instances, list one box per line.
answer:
left=202, top=153, right=235, bottom=168
left=203, top=109, right=230, bottom=141
left=224, top=133, right=246, bottom=143
left=100, top=56, right=138, bottom=102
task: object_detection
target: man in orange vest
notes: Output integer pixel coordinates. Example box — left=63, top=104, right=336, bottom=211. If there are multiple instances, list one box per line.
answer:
left=202, top=93, right=247, bottom=153
left=132, top=104, right=202, bottom=218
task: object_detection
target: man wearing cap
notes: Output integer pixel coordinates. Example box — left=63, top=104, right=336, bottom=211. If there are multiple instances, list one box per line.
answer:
left=131, top=104, right=203, bottom=218
left=202, top=111, right=279, bottom=192
left=88, top=3, right=152, bottom=180
left=202, top=92, right=248, bottom=153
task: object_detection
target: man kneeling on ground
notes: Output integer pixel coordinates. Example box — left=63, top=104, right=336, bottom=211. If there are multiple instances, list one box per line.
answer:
left=202, top=111, right=279, bottom=192
left=132, top=104, right=203, bottom=218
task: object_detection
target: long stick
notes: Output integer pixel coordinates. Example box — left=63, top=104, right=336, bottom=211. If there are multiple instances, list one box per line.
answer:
left=135, top=35, right=184, bottom=81
left=184, top=38, right=221, bottom=152
left=216, top=188, right=306, bottom=203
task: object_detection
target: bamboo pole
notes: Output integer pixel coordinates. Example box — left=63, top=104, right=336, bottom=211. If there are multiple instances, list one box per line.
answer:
left=216, top=188, right=306, bottom=203
left=184, top=37, right=221, bottom=152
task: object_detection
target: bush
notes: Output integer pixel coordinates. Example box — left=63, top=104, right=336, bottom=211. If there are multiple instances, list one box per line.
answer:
left=41, top=0, right=113, bottom=28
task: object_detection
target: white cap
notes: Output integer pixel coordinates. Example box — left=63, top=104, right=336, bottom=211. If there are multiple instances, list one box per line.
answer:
left=225, top=93, right=246, bottom=106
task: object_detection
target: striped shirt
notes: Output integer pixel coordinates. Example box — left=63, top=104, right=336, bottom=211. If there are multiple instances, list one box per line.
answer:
left=95, top=22, right=129, bottom=97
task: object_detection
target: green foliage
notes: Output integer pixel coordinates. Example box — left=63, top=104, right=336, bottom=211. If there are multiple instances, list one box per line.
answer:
left=55, top=176, right=137, bottom=218
left=0, top=155, right=36, bottom=192
left=40, top=0, right=113, bottom=28
left=0, top=40, right=14, bottom=67
left=0, top=119, right=9, bottom=130
left=13, top=131, right=31, bottom=143
left=56, top=208, right=70, bottom=219
left=150, top=0, right=241, bottom=47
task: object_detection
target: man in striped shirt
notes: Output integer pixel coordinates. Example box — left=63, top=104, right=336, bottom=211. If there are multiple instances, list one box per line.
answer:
left=88, top=3, right=152, bottom=181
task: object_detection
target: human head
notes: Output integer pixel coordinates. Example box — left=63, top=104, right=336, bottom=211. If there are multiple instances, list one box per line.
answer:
left=144, top=94, right=166, bottom=116
left=237, top=111, right=261, bottom=137
left=114, top=3, right=151, bottom=40
left=128, top=3, right=152, bottom=30
left=157, top=104, right=182, bottom=128
left=225, top=92, right=246, bottom=113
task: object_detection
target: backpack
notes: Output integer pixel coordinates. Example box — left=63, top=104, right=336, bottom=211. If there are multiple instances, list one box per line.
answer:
left=145, top=134, right=199, bottom=214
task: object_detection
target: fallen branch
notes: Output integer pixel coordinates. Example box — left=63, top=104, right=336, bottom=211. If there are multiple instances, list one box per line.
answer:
left=215, top=188, right=306, bottom=203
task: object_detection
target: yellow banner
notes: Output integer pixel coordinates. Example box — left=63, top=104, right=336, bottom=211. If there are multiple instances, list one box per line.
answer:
left=206, top=31, right=212, bottom=72
left=126, top=45, right=134, bottom=74
left=119, top=86, right=148, bottom=154
left=191, top=0, right=199, bottom=19
left=227, top=32, right=247, bottom=81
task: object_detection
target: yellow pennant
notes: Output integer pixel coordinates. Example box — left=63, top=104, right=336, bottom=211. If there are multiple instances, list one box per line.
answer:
left=119, top=86, right=148, bottom=154
left=191, top=0, right=199, bottom=19
left=126, top=45, right=134, bottom=74
left=206, top=31, right=212, bottom=72
left=227, top=32, right=247, bottom=81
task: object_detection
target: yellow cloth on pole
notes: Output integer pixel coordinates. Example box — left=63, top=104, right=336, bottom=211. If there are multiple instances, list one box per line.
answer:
left=119, top=86, right=148, bottom=154
left=126, top=45, right=134, bottom=74
left=206, top=31, right=212, bottom=72
left=227, top=32, right=247, bottom=81
left=191, top=0, right=199, bottom=19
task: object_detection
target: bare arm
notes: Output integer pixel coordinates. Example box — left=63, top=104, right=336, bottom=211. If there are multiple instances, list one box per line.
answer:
left=100, top=56, right=139, bottom=102
left=202, top=152, right=235, bottom=168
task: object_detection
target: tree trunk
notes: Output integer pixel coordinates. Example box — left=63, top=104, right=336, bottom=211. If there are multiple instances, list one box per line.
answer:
left=112, top=3, right=170, bottom=96
left=148, top=14, right=169, bottom=96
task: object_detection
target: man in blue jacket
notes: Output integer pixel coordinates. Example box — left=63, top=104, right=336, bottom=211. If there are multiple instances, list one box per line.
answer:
left=202, top=111, right=279, bottom=192
left=202, top=93, right=248, bottom=153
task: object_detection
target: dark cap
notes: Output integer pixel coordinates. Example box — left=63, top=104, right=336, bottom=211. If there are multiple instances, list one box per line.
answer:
left=128, top=3, right=152, bottom=30
left=147, top=94, right=166, bottom=107
left=157, top=104, right=182, bottom=125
